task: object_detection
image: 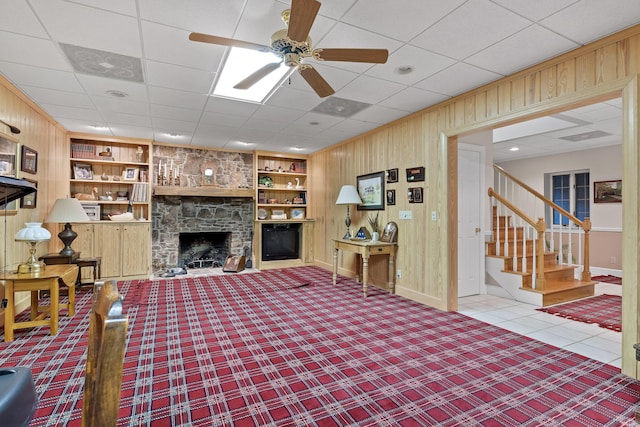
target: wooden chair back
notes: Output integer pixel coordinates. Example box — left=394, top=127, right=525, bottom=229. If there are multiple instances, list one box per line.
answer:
left=82, top=280, right=128, bottom=427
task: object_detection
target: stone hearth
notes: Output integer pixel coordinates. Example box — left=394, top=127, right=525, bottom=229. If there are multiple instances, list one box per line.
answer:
left=152, top=196, right=253, bottom=276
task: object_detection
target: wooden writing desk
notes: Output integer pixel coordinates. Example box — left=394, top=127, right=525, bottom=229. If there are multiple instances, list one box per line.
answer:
left=332, top=239, right=397, bottom=297
left=3, top=264, right=79, bottom=341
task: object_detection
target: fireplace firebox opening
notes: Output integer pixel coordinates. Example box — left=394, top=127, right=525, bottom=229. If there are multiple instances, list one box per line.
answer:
left=179, top=232, right=231, bottom=269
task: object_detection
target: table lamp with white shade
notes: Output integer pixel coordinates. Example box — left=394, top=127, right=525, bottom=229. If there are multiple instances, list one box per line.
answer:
left=15, top=222, right=51, bottom=273
left=45, top=198, right=90, bottom=256
left=336, top=185, right=362, bottom=239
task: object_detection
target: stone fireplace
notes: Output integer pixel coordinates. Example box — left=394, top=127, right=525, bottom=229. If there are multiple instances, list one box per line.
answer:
left=152, top=196, right=253, bottom=276
left=179, top=231, right=231, bottom=268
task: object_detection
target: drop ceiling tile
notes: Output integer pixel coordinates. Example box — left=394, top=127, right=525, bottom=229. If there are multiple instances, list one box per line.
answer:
left=314, top=0, right=358, bottom=20
left=289, top=112, right=344, bottom=131
left=343, top=0, right=466, bottom=42
left=0, top=32, right=71, bottom=70
left=351, top=105, right=408, bottom=124
left=232, top=0, right=286, bottom=45
left=109, top=124, right=154, bottom=140
left=330, top=118, right=381, bottom=135
left=148, top=86, right=208, bottom=110
left=366, top=45, right=456, bottom=86
left=205, top=97, right=260, bottom=117
left=39, top=103, right=103, bottom=122
left=142, top=21, right=224, bottom=71
left=21, top=86, right=94, bottom=108
left=266, top=86, right=324, bottom=111
left=337, top=75, right=405, bottom=104
left=410, top=0, right=531, bottom=61
left=241, top=118, right=289, bottom=132
left=199, top=111, right=248, bottom=128
left=153, top=131, right=193, bottom=144
left=100, top=111, right=152, bottom=128
left=0, top=0, right=49, bottom=38
left=151, top=117, right=198, bottom=133
left=30, top=0, right=142, bottom=57
left=465, top=25, right=578, bottom=75
left=379, top=87, right=448, bottom=112
left=541, top=0, right=640, bottom=44
left=250, top=105, right=306, bottom=124
left=491, top=0, right=578, bottom=22
left=139, top=0, right=241, bottom=36
left=93, top=96, right=150, bottom=116
left=149, top=104, right=202, bottom=122
left=0, top=62, right=82, bottom=92
left=75, top=75, right=149, bottom=102
left=415, top=62, right=502, bottom=97
left=71, top=0, right=137, bottom=17
left=288, top=63, right=360, bottom=94
left=54, top=118, right=111, bottom=135
left=145, top=60, right=215, bottom=94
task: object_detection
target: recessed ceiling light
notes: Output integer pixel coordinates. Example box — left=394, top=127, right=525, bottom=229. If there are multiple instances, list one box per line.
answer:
left=509, top=147, right=520, bottom=151
left=166, top=133, right=181, bottom=138
left=309, top=121, right=319, bottom=126
left=394, top=65, right=414, bottom=75
left=236, top=141, right=253, bottom=146
left=291, top=146, right=304, bottom=151
left=91, top=125, right=108, bottom=130
left=106, top=90, right=128, bottom=98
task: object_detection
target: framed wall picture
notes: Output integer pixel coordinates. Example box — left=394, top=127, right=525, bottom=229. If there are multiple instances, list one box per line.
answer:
left=386, top=168, right=398, bottom=183
left=20, top=179, right=37, bottom=209
left=386, top=189, right=396, bottom=206
left=122, top=166, right=139, bottom=181
left=408, top=187, right=423, bottom=203
left=357, top=171, right=385, bottom=210
left=20, top=145, right=37, bottom=174
left=406, top=166, right=425, bottom=182
left=594, top=180, right=622, bottom=203
left=73, top=163, right=93, bottom=180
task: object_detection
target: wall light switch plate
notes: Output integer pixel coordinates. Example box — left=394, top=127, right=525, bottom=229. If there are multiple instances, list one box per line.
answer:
left=399, top=210, right=412, bottom=220
left=431, top=211, right=437, bottom=221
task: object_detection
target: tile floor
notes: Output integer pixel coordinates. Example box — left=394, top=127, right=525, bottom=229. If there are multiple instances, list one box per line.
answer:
left=458, top=282, right=623, bottom=368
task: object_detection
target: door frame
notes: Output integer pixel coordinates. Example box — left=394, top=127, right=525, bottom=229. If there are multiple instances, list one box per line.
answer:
left=443, top=76, right=640, bottom=378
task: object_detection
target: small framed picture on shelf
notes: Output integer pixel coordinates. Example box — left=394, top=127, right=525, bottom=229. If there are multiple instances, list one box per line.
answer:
left=291, top=208, right=305, bottom=219
left=20, top=179, right=37, bottom=209
left=20, top=145, right=37, bottom=174
left=73, top=163, right=93, bottom=180
left=122, top=166, right=139, bottom=181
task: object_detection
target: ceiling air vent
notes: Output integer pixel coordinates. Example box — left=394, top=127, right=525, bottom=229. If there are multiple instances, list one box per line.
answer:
left=311, top=97, right=371, bottom=118
left=60, top=43, right=144, bottom=83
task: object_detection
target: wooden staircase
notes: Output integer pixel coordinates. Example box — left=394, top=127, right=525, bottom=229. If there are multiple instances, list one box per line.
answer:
left=487, top=207, right=595, bottom=307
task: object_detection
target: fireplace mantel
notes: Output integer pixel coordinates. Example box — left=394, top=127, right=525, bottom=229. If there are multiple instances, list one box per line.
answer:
left=154, top=186, right=254, bottom=198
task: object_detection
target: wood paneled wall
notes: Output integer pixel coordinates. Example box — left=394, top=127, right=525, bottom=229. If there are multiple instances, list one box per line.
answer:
left=309, top=25, right=640, bottom=377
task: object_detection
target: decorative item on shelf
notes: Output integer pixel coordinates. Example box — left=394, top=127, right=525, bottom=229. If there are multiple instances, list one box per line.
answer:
left=354, top=227, right=371, bottom=240
left=258, top=208, right=268, bottom=220
left=46, top=198, right=90, bottom=256
left=112, top=175, right=120, bottom=181
left=15, top=222, right=51, bottom=273
left=136, top=146, right=144, bottom=163
left=368, top=212, right=380, bottom=241
left=73, top=163, right=93, bottom=180
left=336, top=184, right=362, bottom=239
left=98, top=147, right=112, bottom=158
left=271, top=209, right=287, bottom=220
left=122, top=167, right=139, bottom=181
left=74, top=187, right=98, bottom=201
left=100, top=172, right=109, bottom=181
left=267, top=198, right=279, bottom=204
left=278, top=166, right=283, bottom=172
left=19, top=179, right=37, bottom=209
left=379, top=221, right=398, bottom=243
left=291, top=209, right=305, bottom=220
left=203, top=167, right=216, bottom=186
left=287, top=181, right=293, bottom=189
left=258, top=176, right=273, bottom=188
left=292, top=197, right=304, bottom=204
left=116, top=191, right=128, bottom=201
left=289, top=163, right=295, bottom=172
left=295, top=177, right=302, bottom=189
left=108, top=211, right=135, bottom=221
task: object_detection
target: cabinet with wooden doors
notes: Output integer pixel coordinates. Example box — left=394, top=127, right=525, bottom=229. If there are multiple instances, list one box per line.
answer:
left=68, top=134, right=152, bottom=221
left=70, top=222, right=150, bottom=280
left=254, top=151, right=314, bottom=270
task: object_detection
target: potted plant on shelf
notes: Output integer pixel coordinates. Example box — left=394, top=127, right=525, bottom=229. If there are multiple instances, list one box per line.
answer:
left=368, top=212, right=380, bottom=242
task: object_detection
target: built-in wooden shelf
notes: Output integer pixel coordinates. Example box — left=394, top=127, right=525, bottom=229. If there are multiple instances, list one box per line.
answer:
left=153, top=186, right=254, bottom=198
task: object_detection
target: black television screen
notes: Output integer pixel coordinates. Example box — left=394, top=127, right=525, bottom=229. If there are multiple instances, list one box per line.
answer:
left=262, top=223, right=300, bottom=261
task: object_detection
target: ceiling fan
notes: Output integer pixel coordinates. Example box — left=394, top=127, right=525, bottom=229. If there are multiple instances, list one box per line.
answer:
left=189, top=0, right=389, bottom=98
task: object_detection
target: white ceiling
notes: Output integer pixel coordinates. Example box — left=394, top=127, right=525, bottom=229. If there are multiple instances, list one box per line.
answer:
left=0, top=0, right=637, bottom=155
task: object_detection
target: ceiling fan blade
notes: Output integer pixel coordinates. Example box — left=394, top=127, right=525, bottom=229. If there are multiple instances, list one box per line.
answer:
left=298, top=65, right=334, bottom=98
left=189, top=33, right=271, bottom=52
left=287, top=0, right=321, bottom=42
left=233, top=62, right=282, bottom=90
left=313, top=48, right=389, bottom=64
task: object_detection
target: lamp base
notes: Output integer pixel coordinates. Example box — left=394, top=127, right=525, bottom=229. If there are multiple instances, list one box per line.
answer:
left=58, top=223, right=78, bottom=256
left=17, top=261, right=45, bottom=274
left=343, top=229, right=351, bottom=240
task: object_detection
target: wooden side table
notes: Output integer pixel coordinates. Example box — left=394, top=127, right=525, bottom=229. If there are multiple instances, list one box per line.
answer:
left=332, top=239, right=397, bottom=297
left=39, top=253, right=101, bottom=290
left=3, top=264, right=79, bottom=341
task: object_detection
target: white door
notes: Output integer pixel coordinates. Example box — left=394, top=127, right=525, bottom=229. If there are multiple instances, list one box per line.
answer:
left=458, top=143, right=485, bottom=297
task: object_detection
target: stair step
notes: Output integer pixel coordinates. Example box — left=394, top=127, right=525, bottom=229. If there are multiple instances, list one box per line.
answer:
left=519, top=279, right=595, bottom=307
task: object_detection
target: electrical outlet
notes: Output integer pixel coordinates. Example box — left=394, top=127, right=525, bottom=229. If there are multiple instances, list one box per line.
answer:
left=399, top=210, right=412, bottom=220
left=396, top=269, right=402, bottom=278
left=610, top=256, right=617, bottom=264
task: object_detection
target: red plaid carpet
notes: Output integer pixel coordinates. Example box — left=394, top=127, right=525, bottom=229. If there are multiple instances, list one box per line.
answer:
left=1, top=267, right=639, bottom=426
left=537, top=294, right=622, bottom=332
left=592, top=275, right=623, bottom=285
